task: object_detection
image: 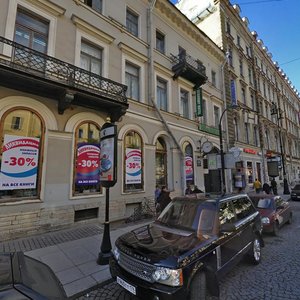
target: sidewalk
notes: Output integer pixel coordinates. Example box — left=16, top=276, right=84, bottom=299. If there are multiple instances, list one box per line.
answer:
left=0, top=219, right=152, bottom=299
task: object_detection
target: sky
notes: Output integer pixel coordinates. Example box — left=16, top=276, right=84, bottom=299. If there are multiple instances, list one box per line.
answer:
left=170, top=0, right=300, bottom=95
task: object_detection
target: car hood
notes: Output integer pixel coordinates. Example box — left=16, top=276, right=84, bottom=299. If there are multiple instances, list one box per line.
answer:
left=258, top=208, right=273, bottom=217
left=115, top=223, right=217, bottom=266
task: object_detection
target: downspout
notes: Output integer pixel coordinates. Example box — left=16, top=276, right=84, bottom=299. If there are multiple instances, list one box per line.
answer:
left=147, top=0, right=185, bottom=193
left=221, top=51, right=231, bottom=192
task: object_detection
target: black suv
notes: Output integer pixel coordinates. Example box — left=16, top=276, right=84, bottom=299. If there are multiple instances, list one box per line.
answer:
left=110, top=194, right=263, bottom=299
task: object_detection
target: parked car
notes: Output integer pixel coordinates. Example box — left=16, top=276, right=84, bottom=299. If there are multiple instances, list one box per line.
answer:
left=0, top=252, right=67, bottom=299
left=291, top=184, right=300, bottom=201
left=110, top=194, right=263, bottom=300
left=251, top=194, right=292, bottom=235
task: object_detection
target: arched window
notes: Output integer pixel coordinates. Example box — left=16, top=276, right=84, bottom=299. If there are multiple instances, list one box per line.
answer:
left=183, top=142, right=194, bottom=186
left=74, top=121, right=101, bottom=195
left=0, top=108, right=43, bottom=201
left=124, top=131, right=143, bottom=191
left=155, top=137, right=167, bottom=187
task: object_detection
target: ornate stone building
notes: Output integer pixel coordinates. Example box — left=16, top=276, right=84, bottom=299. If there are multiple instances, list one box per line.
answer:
left=0, top=0, right=225, bottom=240
left=177, top=0, right=300, bottom=192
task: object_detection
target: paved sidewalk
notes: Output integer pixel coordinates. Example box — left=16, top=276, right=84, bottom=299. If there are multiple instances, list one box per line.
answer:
left=0, top=219, right=152, bottom=299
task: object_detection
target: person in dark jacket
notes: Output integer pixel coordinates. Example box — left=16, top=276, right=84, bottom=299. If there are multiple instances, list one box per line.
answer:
left=262, top=182, right=271, bottom=194
left=271, top=178, right=278, bottom=195
left=156, top=186, right=171, bottom=214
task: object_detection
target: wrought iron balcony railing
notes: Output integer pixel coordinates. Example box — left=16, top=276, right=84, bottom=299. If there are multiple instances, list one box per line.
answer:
left=171, top=52, right=207, bottom=89
left=0, top=36, right=127, bottom=104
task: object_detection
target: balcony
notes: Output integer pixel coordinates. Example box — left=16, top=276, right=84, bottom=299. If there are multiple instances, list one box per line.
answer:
left=199, top=123, right=220, bottom=136
left=171, top=53, right=207, bottom=89
left=0, top=36, right=128, bottom=121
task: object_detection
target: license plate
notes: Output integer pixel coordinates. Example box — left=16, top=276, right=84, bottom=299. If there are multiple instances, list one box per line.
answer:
left=117, top=276, right=136, bottom=295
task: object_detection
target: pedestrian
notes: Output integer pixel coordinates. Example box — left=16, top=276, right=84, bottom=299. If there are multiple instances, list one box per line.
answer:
left=156, top=186, right=171, bottom=215
left=154, top=185, right=161, bottom=203
left=253, top=178, right=262, bottom=193
left=262, top=182, right=271, bottom=194
left=193, top=185, right=203, bottom=194
left=271, top=178, right=278, bottom=195
left=185, top=184, right=192, bottom=195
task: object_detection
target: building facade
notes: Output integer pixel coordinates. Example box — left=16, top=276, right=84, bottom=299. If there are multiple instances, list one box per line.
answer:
left=177, top=0, right=300, bottom=192
left=0, top=0, right=226, bottom=240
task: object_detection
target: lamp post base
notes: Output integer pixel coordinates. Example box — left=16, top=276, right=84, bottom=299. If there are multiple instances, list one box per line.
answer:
left=283, top=178, right=290, bottom=195
left=97, top=221, right=112, bottom=265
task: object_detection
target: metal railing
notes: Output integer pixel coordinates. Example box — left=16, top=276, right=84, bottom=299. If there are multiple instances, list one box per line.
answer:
left=170, top=53, right=206, bottom=75
left=0, top=36, right=127, bottom=103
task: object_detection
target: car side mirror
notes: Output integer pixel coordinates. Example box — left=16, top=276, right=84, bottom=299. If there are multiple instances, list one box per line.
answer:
left=220, top=222, right=236, bottom=233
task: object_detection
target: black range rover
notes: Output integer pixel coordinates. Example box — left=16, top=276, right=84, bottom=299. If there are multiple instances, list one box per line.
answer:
left=110, top=194, right=263, bottom=300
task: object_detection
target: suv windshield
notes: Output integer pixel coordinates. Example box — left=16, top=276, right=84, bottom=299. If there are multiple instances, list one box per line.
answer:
left=156, top=198, right=217, bottom=234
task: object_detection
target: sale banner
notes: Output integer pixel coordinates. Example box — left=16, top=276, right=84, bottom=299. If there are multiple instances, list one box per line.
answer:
left=185, top=155, right=194, bottom=181
left=125, top=148, right=142, bottom=184
left=0, top=135, right=39, bottom=190
left=76, top=143, right=100, bottom=185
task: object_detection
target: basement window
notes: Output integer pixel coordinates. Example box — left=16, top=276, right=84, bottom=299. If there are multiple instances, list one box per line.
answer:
left=74, top=208, right=98, bottom=222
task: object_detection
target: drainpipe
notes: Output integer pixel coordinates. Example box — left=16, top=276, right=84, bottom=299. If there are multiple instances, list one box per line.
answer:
left=147, top=1, right=185, bottom=194
left=221, top=51, right=231, bottom=192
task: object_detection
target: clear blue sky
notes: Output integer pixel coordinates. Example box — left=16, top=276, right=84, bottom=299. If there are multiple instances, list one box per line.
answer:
left=170, top=0, right=300, bottom=94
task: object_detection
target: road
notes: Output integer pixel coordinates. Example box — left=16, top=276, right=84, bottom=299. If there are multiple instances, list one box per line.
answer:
left=78, top=200, right=300, bottom=300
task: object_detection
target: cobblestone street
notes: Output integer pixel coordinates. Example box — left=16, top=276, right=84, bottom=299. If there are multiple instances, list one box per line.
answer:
left=78, top=201, right=300, bottom=300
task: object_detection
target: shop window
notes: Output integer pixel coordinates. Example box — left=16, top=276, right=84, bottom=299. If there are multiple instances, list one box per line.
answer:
left=155, top=137, right=167, bottom=187
left=184, top=142, right=194, bottom=186
left=73, top=122, right=101, bottom=195
left=246, top=161, right=253, bottom=184
left=0, top=108, right=43, bottom=201
left=124, top=131, right=143, bottom=192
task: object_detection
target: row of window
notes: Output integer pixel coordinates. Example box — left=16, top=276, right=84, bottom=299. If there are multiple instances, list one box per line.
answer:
left=0, top=108, right=196, bottom=201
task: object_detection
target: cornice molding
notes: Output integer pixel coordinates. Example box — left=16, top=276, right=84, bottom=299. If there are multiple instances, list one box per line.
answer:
left=71, top=15, right=115, bottom=44
left=26, top=0, right=65, bottom=16
left=118, top=43, right=148, bottom=63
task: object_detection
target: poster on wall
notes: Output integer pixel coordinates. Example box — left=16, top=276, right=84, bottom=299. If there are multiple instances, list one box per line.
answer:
left=125, top=148, right=142, bottom=184
left=185, top=155, right=194, bottom=181
left=100, top=137, right=114, bottom=182
left=76, top=143, right=100, bottom=185
left=0, top=134, right=39, bottom=190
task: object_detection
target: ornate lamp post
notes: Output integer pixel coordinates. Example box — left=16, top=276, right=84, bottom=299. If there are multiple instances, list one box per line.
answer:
left=270, top=102, right=290, bottom=195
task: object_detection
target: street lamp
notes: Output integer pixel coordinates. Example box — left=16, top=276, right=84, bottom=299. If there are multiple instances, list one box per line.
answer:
left=219, top=105, right=239, bottom=194
left=270, top=102, right=290, bottom=195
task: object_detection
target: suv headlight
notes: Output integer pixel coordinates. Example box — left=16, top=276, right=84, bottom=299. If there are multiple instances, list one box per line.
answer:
left=112, top=247, right=120, bottom=261
left=152, top=267, right=183, bottom=286
left=261, top=217, right=270, bottom=224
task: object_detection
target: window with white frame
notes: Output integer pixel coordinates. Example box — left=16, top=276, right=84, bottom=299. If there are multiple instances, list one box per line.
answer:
left=15, top=9, right=49, bottom=53
left=125, top=62, right=140, bottom=101
left=126, top=8, right=139, bottom=37
left=156, top=30, right=165, bottom=54
left=80, top=40, right=102, bottom=76
left=83, top=0, right=102, bottom=13
left=180, top=89, right=189, bottom=118
left=211, top=70, right=216, bottom=87
left=214, top=106, right=220, bottom=128
left=245, top=123, right=249, bottom=144
left=241, top=87, right=246, bottom=104
left=157, top=77, right=167, bottom=111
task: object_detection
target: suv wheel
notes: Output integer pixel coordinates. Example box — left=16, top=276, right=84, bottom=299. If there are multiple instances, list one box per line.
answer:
left=189, top=272, right=206, bottom=300
left=249, top=237, right=261, bottom=265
